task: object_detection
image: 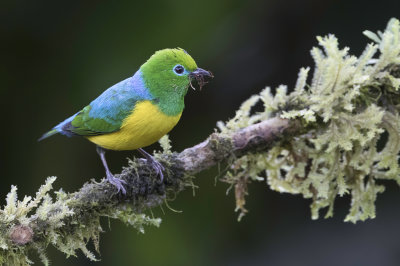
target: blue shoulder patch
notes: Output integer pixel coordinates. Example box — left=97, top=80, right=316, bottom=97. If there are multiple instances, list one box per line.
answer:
left=88, top=70, right=153, bottom=124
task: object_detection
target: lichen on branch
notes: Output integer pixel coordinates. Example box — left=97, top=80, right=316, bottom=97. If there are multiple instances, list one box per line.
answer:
left=218, top=18, right=400, bottom=222
left=1, top=18, right=400, bottom=266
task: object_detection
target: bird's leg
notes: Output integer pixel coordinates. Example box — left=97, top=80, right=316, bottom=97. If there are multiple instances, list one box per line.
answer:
left=138, top=148, right=165, bottom=181
left=96, top=146, right=127, bottom=194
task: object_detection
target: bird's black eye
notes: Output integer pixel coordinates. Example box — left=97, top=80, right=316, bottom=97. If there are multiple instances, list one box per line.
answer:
left=173, top=64, right=185, bottom=75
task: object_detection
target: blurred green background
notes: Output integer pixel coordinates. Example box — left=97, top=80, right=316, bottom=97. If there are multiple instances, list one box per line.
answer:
left=1, top=0, right=400, bottom=265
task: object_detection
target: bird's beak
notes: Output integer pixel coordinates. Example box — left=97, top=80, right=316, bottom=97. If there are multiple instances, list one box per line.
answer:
left=189, top=68, right=213, bottom=90
left=189, top=68, right=213, bottom=79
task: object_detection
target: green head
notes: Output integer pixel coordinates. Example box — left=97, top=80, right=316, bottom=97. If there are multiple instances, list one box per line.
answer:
left=140, top=48, right=212, bottom=115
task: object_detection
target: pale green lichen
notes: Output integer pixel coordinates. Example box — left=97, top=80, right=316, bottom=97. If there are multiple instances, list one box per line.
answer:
left=158, top=135, right=173, bottom=155
left=219, top=18, right=400, bottom=222
left=0, top=176, right=161, bottom=265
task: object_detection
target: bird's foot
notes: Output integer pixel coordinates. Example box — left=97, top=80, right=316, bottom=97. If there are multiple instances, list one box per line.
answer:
left=106, top=172, right=127, bottom=194
left=147, top=157, right=165, bottom=181
left=138, top=148, right=165, bottom=182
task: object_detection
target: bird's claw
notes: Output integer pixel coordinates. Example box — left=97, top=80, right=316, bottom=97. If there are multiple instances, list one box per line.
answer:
left=148, top=158, right=165, bottom=182
left=106, top=173, right=127, bottom=194
left=138, top=148, right=165, bottom=182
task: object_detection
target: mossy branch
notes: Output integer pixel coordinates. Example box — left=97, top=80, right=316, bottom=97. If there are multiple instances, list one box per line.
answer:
left=0, top=117, right=297, bottom=266
left=2, top=18, right=400, bottom=265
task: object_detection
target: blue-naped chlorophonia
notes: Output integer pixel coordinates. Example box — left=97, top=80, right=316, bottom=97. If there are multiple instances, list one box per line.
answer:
left=39, top=48, right=212, bottom=194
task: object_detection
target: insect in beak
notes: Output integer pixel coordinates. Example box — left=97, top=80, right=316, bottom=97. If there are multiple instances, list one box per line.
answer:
left=189, top=68, right=213, bottom=90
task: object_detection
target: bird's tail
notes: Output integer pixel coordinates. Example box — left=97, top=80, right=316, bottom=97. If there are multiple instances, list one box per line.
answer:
left=38, top=129, right=59, bottom=141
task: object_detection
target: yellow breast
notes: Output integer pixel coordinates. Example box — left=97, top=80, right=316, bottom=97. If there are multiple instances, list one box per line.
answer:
left=87, top=101, right=182, bottom=150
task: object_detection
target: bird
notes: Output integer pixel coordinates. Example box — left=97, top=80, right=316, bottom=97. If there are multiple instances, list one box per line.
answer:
left=39, top=48, right=212, bottom=194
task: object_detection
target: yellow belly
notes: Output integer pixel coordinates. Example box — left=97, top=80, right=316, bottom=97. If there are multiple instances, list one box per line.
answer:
left=87, top=101, right=182, bottom=150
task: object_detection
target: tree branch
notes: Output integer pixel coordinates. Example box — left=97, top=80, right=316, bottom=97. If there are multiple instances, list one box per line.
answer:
left=178, top=117, right=297, bottom=173
left=1, top=116, right=299, bottom=265
left=8, top=117, right=297, bottom=243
